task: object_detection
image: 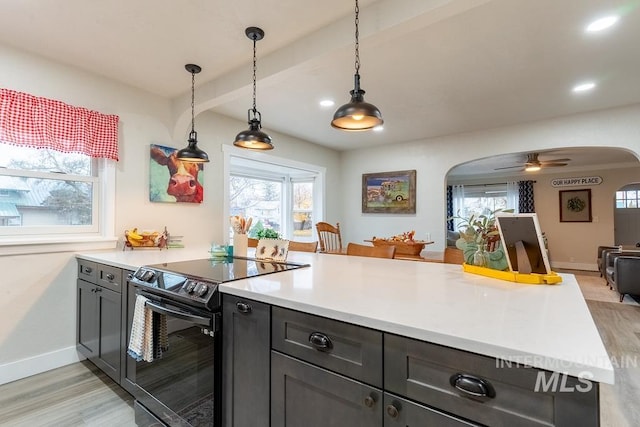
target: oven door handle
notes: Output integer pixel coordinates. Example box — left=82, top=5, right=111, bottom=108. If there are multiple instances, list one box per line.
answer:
left=144, top=300, right=211, bottom=326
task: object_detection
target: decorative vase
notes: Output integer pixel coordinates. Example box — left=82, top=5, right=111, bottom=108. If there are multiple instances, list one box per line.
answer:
left=472, top=243, right=489, bottom=267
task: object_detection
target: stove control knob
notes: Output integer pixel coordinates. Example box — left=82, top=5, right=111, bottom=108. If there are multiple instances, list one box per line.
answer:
left=196, top=283, right=209, bottom=297
left=143, top=270, right=156, bottom=282
left=134, top=269, right=146, bottom=280
left=185, top=280, right=197, bottom=293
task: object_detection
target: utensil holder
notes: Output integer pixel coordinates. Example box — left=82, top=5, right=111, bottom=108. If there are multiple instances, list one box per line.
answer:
left=234, top=233, right=248, bottom=258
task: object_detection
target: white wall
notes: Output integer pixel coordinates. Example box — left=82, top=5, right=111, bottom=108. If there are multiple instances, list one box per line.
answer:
left=0, top=43, right=340, bottom=384
left=340, top=104, right=640, bottom=268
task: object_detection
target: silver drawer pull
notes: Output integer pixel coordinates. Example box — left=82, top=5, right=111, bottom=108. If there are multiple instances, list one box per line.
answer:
left=308, top=332, right=333, bottom=352
left=236, top=301, right=252, bottom=314
left=84, top=267, right=93, bottom=274
left=106, top=273, right=115, bottom=281
left=449, top=373, right=496, bottom=399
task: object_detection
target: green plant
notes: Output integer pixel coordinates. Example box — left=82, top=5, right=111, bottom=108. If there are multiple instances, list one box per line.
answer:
left=256, top=228, right=280, bottom=239
left=449, top=208, right=513, bottom=246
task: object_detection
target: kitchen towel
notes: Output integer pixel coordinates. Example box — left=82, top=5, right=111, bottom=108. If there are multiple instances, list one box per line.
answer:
left=128, top=295, right=168, bottom=362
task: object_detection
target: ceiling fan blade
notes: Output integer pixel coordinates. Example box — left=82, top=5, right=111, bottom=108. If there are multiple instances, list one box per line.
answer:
left=494, top=165, right=525, bottom=170
left=541, top=162, right=568, bottom=167
left=540, top=158, right=570, bottom=163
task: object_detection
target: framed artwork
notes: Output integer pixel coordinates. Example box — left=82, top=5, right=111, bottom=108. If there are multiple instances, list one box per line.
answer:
left=559, top=189, right=591, bottom=222
left=149, top=144, right=204, bottom=203
left=362, top=170, right=416, bottom=214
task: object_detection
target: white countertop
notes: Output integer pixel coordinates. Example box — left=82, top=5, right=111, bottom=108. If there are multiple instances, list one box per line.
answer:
left=77, top=248, right=614, bottom=384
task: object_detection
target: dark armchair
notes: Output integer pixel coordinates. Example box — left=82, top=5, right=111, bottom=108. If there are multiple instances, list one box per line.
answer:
left=611, top=256, right=640, bottom=302
left=597, top=245, right=619, bottom=277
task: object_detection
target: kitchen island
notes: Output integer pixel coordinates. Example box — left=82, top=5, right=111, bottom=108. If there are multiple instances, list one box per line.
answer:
left=77, top=248, right=613, bottom=426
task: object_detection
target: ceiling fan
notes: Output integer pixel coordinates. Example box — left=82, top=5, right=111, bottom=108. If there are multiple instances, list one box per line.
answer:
left=494, top=152, right=570, bottom=172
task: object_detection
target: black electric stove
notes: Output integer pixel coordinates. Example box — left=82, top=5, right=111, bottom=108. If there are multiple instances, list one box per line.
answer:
left=130, top=257, right=309, bottom=311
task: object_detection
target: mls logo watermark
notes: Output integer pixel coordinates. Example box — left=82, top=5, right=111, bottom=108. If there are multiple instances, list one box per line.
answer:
left=534, top=371, right=594, bottom=393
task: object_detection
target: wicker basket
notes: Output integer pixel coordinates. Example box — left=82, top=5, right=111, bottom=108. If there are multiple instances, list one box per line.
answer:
left=370, top=239, right=426, bottom=256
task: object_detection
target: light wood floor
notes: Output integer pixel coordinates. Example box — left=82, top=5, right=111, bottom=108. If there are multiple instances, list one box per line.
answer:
left=0, top=360, right=135, bottom=426
left=0, top=272, right=638, bottom=427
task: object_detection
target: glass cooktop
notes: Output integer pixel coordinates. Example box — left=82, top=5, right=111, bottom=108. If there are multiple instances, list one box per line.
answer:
left=148, top=257, right=309, bottom=284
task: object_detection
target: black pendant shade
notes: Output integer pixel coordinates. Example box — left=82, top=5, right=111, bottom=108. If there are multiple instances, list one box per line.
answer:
left=233, top=27, right=273, bottom=150
left=234, top=114, right=273, bottom=150
left=331, top=73, right=383, bottom=131
left=331, top=0, right=383, bottom=131
left=177, top=63, right=210, bottom=162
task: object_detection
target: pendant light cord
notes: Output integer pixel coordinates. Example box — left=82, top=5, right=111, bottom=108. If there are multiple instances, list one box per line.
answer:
left=190, top=70, right=196, bottom=135
left=252, top=35, right=258, bottom=114
left=354, top=0, right=360, bottom=75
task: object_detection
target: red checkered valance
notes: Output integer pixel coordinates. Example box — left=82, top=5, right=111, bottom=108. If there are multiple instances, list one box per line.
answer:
left=0, top=88, right=119, bottom=161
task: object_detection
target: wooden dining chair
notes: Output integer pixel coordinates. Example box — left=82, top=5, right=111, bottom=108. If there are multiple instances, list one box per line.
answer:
left=443, top=247, right=465, bottom=264
left=288, top=240, right=318, bottom=253
left=315, top=222, right=342, bottom=253
left=346, top=242, right=395, bottom=259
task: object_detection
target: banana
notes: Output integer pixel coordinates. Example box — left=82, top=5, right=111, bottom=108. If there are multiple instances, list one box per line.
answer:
left=127, top=228, right=144, bottom=240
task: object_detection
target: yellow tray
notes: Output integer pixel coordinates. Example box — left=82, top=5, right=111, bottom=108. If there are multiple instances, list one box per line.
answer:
left=462, top=263, right=562, bottom=285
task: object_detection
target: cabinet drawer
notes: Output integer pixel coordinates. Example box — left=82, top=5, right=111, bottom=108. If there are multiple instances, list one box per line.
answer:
left=383, top=392, right=480, bottom=426
left=78, top=259, right=97, bottom=284
left=97, top=264, right=122, bottom=293
left=384, top=334, right=599, bottom=427
left=272, top=306, right=383, bottom=388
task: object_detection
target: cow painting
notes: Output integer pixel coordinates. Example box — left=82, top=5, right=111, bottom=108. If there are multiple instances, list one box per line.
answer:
left=149, top=144, right=204, bottom=203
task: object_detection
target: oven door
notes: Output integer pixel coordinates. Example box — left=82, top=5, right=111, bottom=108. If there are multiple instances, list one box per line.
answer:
left=129, top=289, right=221, bottom=427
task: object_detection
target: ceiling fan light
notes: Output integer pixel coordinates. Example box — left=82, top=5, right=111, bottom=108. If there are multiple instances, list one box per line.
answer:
left=525, top=165, right=541, bottom=172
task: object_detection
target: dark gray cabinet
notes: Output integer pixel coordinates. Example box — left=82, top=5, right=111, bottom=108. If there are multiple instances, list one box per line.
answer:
left=384, top=333, right=599, bottom=427
left=271, top=351, right=382, bottom=427
left=120, top=269, right=136, bottom=389
left=76, top=259, right=123, bottom=384
left=383, top=393, right=479, bottom=426
left=270, top=307, right=384, bottom=427
left=222, top=295, right=271, bottom=427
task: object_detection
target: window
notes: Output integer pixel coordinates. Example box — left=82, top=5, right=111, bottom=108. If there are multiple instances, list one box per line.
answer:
left=230, top=174, right=283, bottom=238
left=292, top=180, right=314, bottom=238
left=223, top=146, right=325, bottom=243
left=452, top=184, right=508, bottom=231
left=0, top=144, right=101, bottom=235
left=616, top=190, right=639, bottom=208
left=0, top=144, right=115, bottom=255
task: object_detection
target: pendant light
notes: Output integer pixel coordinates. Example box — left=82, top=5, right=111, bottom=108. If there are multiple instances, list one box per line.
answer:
left=233, top=27, right=273, bottom=150
left=331, top=0, right=383, bottom=131
left=177, top=64, right=210, bottom=162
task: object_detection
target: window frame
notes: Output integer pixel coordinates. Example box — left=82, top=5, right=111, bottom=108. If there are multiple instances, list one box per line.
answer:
left=222, top=145, right=325, bottom=242
left=0, top=157, right=117, bottom=255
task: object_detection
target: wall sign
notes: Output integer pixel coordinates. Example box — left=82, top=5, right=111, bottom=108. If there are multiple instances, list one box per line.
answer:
left=550, top=176, right=602, bottom=188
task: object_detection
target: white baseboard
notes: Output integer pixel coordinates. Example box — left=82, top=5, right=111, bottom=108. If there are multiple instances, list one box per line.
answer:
left=0, top=346, right=85, bottom=386
left=550, top=261, right=598, bottom=272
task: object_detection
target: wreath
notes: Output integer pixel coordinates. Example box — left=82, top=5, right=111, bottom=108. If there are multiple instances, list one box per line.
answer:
left=567, top=196, right=586, bottom=212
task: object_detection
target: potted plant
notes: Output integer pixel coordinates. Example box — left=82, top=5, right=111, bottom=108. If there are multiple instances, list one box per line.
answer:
left=449, top=208, right=512, bottom=269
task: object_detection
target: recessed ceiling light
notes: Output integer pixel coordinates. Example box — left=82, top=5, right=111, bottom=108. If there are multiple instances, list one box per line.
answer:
left=586, top=15, right=619, bottom=32
left=572, top=82, right=596, bottom=93
left=319, top=99, right=335, bottom=108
